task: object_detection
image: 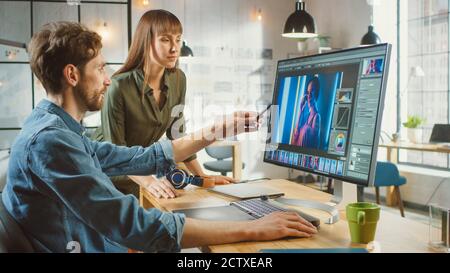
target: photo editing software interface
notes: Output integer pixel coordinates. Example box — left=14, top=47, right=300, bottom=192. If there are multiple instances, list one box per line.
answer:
left=264, top=45, right=390, bottom=186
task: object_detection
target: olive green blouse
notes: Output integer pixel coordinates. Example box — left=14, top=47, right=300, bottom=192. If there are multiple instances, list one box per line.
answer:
left=93, top=68, right=196, bottom=163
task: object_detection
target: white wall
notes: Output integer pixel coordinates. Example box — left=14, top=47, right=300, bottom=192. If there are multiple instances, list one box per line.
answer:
left=373, top=0, right=399, bottom=137
left=307, top=0, right=371, bottom=49
left=0, top=151, right=8, bottom=191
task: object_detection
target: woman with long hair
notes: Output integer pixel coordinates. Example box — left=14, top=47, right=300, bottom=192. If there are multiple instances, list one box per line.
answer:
left=291, top=76, right=321, bottom=149
left=93, top=10, right=234, bottom=198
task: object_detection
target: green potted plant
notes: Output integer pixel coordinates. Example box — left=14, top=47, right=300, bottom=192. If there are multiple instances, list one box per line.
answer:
left=402, top=115, right=426, bottom=143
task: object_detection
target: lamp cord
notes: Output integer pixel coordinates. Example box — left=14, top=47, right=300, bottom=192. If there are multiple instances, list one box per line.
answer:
left=183, top=0, right=186, bottom=41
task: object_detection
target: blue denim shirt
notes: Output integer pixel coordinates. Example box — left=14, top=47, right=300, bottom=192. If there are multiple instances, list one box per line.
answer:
left=2, top=100, right=185, bottom=253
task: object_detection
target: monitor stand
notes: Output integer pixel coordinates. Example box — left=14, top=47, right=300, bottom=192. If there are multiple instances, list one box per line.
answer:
left=274, top=180, right=358, bottom=225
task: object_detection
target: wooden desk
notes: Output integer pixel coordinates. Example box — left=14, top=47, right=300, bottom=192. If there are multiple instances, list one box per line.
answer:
left=139, top=179, right=432, bottom=253
left=379, top=142, right=450, bottom=206
left=380, top=142, right=450, bottom=155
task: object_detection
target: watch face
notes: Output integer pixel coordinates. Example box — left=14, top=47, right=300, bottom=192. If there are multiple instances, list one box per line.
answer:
left=167, top=169, right=187, bottom=189
left=171, top=172, right=185, bottom=184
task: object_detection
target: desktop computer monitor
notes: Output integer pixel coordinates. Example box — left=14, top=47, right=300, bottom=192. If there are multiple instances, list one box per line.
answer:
left=264, top=44, right=392, bottom=188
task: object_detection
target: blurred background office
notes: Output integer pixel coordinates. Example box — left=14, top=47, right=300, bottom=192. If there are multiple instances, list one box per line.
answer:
left=0, top=0, right=449, bottom=219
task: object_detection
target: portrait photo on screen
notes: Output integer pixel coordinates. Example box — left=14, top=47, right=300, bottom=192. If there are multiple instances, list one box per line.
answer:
left=293, top=73, right=342, bottom=150
left=337, top=88, right=353, bottom=103
left=269, top=60, right=360, bottom=160
left=272, top=72, right=343, bottom=152
left=362, top=58, right=384, bottom=76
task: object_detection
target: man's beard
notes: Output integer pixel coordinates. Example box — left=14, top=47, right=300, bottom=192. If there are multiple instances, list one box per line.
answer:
left=75, top=84, right=105, bottom=112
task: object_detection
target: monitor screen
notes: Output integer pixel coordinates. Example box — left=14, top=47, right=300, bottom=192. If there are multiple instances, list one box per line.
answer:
left=429, top=124, right=450, bottom=143
left=264, top=44, right=391, bottom=186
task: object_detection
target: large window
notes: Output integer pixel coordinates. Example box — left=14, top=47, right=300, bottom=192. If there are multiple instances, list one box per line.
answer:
left=399, top=0, right=450, bottom=169
left=0, top=0, right=131, bottom=149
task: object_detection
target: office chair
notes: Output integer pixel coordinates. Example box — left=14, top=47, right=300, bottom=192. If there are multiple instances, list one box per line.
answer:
left=374, top=161, right=406, bottom=217
left=0, top=194, right=34, bottom=252
left=203, top=146, right=245, bottom=176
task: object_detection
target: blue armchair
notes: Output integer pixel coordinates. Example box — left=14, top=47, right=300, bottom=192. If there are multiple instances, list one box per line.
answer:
left=374, top=161, right=407, bottom=217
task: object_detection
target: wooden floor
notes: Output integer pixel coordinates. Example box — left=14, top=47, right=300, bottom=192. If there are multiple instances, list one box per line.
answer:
left=364, top=195, right=429, bottom=225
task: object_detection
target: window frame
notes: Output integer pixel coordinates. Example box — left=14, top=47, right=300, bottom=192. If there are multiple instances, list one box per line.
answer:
left=397, top=0, right=450, bottom=171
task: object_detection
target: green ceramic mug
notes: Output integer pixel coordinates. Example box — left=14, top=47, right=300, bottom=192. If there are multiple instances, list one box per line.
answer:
left=346, top=202, right=380, bottom=244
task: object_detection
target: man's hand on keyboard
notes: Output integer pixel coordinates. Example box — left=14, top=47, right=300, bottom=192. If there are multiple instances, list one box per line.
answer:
left=249, top=211, right=318, bottom=240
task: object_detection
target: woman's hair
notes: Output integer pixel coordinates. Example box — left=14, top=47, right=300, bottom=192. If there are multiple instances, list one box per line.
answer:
left=308, top=76, right=320, bottom=100
left=28, top=22, right=102, bottom=94
left=114, top=9, right=182, bottom=96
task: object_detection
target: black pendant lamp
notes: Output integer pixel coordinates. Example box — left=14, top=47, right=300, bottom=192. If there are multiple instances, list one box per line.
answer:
left=282, top=0, right=318, bottom=39
left=180, top=0, right=194, bottom=57
left=180, top=41, right=194, bottom=57
left=361, top=25, right=381, bottom=45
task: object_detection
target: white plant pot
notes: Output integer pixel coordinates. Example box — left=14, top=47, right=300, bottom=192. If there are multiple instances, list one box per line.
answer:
left=297, top=41, right=308, bottom=52
left=407, top=128, right=422, bottom=143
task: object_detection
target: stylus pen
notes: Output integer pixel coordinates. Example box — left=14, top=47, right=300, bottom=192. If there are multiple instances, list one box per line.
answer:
left=257, top=104, right=272, bottom=121
left=244, top=104, right=271, bottom=130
